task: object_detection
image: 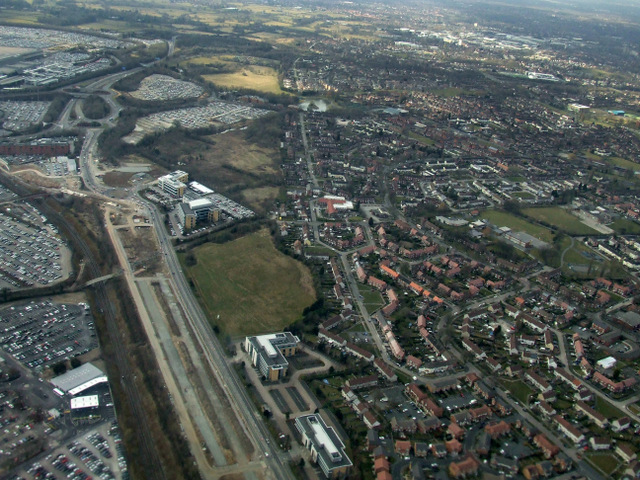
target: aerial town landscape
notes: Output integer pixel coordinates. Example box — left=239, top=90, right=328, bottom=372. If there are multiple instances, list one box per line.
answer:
left=0, top=0, right=640, bottom=479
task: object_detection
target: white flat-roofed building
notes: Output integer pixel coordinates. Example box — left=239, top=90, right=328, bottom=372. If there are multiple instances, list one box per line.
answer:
left=188, top=181, right=214, bottom=195
left=70, top=395, right=99, bottom=410
left=51, top=363, right=104, bottom=393
left=295, top=414, right=352, bottom=479
left=244, top=332, right=299, bottom=381
left=68, top=376, right=108, bottom=396
left=596, top=356, right=617, bottom=371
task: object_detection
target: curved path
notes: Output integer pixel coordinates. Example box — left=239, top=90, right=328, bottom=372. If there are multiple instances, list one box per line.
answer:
left=560, top=236, right=575, bottom=268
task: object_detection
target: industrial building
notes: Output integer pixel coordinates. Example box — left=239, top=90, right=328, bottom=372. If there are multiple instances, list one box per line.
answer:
left=295, top=414, right=352, bottom=479
left=244, top=332, right=299, bottom=381
left=51, top=362, right=106, bottom=395
left=158, top=170, right=188, bottom=197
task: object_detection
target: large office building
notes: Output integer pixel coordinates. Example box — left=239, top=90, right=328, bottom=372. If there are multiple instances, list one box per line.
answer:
left=158, top=170, right=189, bottom=197
left=188, top=198, right=218, bottom=223
left=244, top=332, right=299, bottom=381
left=295, top=414, right=352, bottom=479
left=177, top=203, right=197, bottom=231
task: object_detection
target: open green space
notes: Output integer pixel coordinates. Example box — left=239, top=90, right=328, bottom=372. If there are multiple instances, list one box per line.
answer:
left=480, top=210, right=554, bottom=242
left=407, top=130, right=435, bottom=146
left=358, top=284, right=385, bottom=311
left=608, top=156, right=640, bottom=171
left=501, top=379, right=534, bottom=404
left=181, top=230, right=316, bottom=337
left=560, top=238, right=604, bottom=267
left=511, top=191, right=535, bottom=199
left=204, top=65, right=288, bottom=95
left=522, top=207, right=599, bottom=235
left=587, top=453, right=621, bottom=476
left=131, top=127, right=282, bottom=213
left=594, top=396, right=625, bottom=419
left=303, top=245, right=338, bottom=257
left=610, top=218, right=640, bottom=235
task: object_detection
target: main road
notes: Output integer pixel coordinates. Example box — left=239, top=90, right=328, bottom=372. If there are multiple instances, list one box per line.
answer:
left=69, top=61, right=295, bottom=479
left=147, top=205, right=294, bottom=479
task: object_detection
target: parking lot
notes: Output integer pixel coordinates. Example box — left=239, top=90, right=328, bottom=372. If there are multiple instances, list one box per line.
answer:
left=122, top=100, right=269, bottom=144
left=378, top=386, right=427, bottom=422
left=0, top=300, right=97, bottom=371
left=10, top=421, right=128, bottom=480
left=41, top=156, right=78, bottom=177
left=0, top=203, right=71, bottom=289
left=0, top=25, right=130, bottom=51
left=130, top=74, right=204, bottom=101
left=0, top=184, right=17, bottom=202
left=182, top=191, right=255, bottom=220
left=0, top=101, right=50, bottom=132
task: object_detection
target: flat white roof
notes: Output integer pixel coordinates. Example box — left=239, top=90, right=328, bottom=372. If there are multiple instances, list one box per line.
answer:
left=189, top=181, right=214, bottom=195
left=51, top=363, right=103, bottom=392
left=596, top=356, right=617, bottom=369
left=188, top=198, right=213, bottom=209
left=256, top=333, right=280, bottom=358
left=310, top=417, right=340, bottom=459
left=68, top=376, right=108, bottom=396
left=70, top=395, right=99, bottom=410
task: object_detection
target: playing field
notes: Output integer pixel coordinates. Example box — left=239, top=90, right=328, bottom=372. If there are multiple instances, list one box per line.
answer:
left=480, top=210, right=554, bottom=242
left=203, top=65, right=285, bottom=95
left=181, top=230, right=316, bottom=337
left=522, top=207, right=599, bottom=235
left=610, top=218, right=640, bottom=234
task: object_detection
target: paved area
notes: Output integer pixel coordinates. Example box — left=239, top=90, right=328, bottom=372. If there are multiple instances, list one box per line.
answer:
left=106, top=207, right=270, bottom=480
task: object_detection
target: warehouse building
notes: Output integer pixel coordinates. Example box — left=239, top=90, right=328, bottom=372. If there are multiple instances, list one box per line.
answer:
left=51, top=363, right=106, bottom=395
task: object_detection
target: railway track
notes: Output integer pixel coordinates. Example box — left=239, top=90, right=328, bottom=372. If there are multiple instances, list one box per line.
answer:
left=0, top=172, right=167, bottom=480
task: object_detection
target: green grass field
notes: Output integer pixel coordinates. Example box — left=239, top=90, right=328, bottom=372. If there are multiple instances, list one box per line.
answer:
left=511, top=191, right=535, bottom=199
left=629, top=403, right=640, bottom=415
left=594, top=396, right=625, bottom=419
left=558, top=237, right=604, bottom=267
left=480, top=210, right=554, bottom=242
left=610, top=218, right=640, bottom=234
left=587, top=453, right=621, bottom=476
left=358, top=284, right=385, bottom=311
left=523, top=207, right=599, bottom=235
left=501, top=379, right=534, bottom=404
left=407, top=131, right=435, bottom=146
left=608, top=156, right=640, bottom=171
left=203, top=65, right=287, bottom=95
left=181, top=230, right=316, bottom=337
